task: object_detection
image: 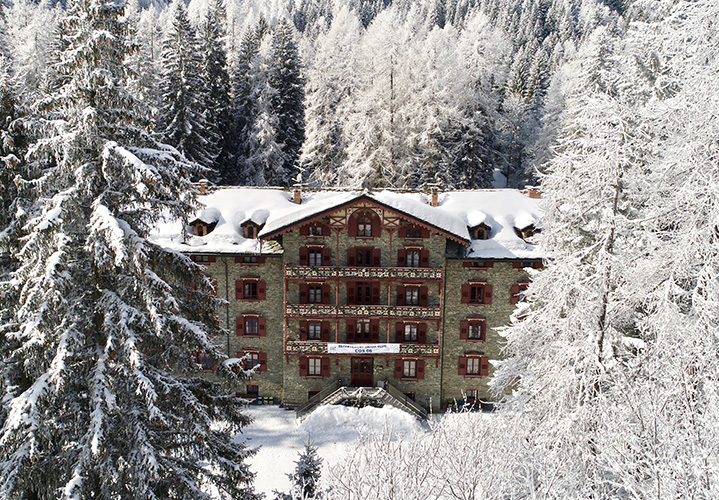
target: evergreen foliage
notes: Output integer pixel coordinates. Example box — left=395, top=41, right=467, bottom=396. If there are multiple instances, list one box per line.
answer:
left=275, top=442, right=323, bottom=500
left=0, top=0, right=257, bottom=497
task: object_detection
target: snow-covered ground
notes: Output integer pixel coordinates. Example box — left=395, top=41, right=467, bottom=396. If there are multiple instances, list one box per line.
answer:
left=236, top=405, right=428, bottom=497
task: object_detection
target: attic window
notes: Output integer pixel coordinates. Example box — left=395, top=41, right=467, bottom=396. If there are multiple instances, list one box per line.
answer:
left=358, top=217, right=373, bottom=237
left=189, top=219, right=218, bottom=237
left=244, top=223, right=259, bottom=239
left=309, top=225, right=324, bottom=236
left=195, top=223, right=207, bottom=237
left=516, top=225, right=541, bottom=242
left=470, top=223, right=491, bottom=240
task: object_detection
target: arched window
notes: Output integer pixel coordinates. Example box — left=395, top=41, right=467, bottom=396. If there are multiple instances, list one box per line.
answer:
left=358, top=217, right=373, bottom=237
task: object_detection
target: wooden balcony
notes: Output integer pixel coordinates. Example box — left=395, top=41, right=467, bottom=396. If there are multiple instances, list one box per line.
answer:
left=284, top=265, right=444, bottom=281
left=285, top=340, right=440, bottom=356
left=285, top=303, right=442, bottom=320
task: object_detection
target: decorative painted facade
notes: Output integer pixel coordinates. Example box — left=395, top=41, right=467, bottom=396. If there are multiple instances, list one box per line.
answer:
left=152, top=187, right=542, bottom=413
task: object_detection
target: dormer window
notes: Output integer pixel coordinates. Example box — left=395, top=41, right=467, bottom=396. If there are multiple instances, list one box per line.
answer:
left=358, top=217, right=372, bottom=237
left=469, top=223, right=491, bottom=240
left=516, top=224, right=541, bottom=242
left=189, top=219, right=218, bottom=237
left=241, top=220, right=263, bottom=239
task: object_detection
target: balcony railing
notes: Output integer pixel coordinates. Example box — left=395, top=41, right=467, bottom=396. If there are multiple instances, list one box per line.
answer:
left=285, top=303, right=442, bottom=319
left=285, top=341, right=440, bottom=356
left=285, top=265, right=444, bottom=281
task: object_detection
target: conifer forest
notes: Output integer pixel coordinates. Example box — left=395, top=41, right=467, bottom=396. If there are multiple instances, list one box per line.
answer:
left=1, top=0, right=719, bottom=498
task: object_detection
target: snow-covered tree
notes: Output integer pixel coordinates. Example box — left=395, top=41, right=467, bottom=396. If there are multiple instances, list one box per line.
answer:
left=0, top=0, right=258, bottom=497
left=159, top=0, right=218, bottom=171
left=276, top=442, right=324, bottom=500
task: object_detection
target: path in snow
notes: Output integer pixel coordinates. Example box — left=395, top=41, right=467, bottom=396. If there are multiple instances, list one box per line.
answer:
left=235, top=405, right=427, bottom=497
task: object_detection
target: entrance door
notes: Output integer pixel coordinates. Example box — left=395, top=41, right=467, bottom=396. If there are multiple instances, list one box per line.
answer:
left=351, top=357, right=374, bottom=387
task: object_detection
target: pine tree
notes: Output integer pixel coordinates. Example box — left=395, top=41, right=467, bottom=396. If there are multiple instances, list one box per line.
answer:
left=159, top=0, right=218, bottom=171
left=268, top=19, right=305, bottom=186
left=0, top=0, right=258, bottom=497
left=275, top=442, right=324, bottom=500
left=199, top=0, right=232, bottom=184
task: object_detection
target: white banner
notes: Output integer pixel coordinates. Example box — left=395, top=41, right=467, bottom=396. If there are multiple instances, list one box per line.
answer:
left=327, top=343, right=401, bottom=355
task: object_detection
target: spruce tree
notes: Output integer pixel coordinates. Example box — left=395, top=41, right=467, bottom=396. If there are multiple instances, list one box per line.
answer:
left=198, top=0, right=232, bottom=184
left=275, top=442, right=324, bottom=500
left=0, top=0, right=257, bottom=497
left=159, top=0, right=218, bottom=171
left=268, top=19, right=305, bottom=186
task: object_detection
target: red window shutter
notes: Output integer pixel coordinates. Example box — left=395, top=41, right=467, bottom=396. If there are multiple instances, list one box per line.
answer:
left=299, top=284, right=308, bottom=304
left=510, top=284, right=520, bottom=305
left=208, top=255, right=216, bottom=263
left=347, top=282, right=356, bottom=304
left=371, top=282, right=381, bottom=304
left=300, top=225, right=309, bottom=236
left=395, top=322, right=405, bottom=342
left=484, top=285, right=493, bottom=305
left=397, top=249, right=407, bottom=267
left=461, top=284, right=470, bottom=304
left=398, top=226, right=407, bottom=238
left=347, top=248, right=356, bottom=266
left=258, top=317, right=266, bottom=337
left=235, top=256, right=243, bottom=264
left=299, top=357, right=309, bottom=377
left=533, top=261, right=544, bottom=269
left=321, top=358, right=331, bottom=378
left=321, top=322, right=331, bottom=342
left=480, top=357, right=490, bottom=376
left=485, top=261, right=495, bottom=269
left=299, top=247, right=309, bottom=265
left=397, top=285, right=406, bottom=306
left=460, top=320, right=469, bottom=340
left=258, top=281, right=266, bottom=300
left=322, top=248, right=331, bottom=266
left=419, top=287, right=428, bottom=307
left=322, top=284, right=331, bottom=303
left=420, top=250, right=429, bottom=267
left=299, top=320, right=308, bottom=340
left=418, top=323, right=427, bottom=343
left=348, top=218, right=358, bottom=237
left=371, top=217, right=380, bottom=238
left=346, top=319, right=356, bottom=342
left=513, top=262, right=522, bottom=269
left=480, top=321, right=487, bottom=342
left=257, top=257, right=266, bottom=264
left=258, top=352, right=268, bottom=372
left=421, top=228, right=430, bottom=238
left=235, top=280, right=243, bottom=300
left=370, top=319, right=380, bottom=342
left=458, top=356, right=467, bottom=376
left=372, top=248, right=381, bottom=266
left=417, top=360, right=425, bottom=380
left=236, top=317, right=244, bottom=336
left=394, top=360, right=403, bottom=378
left=462, top=261, right=471, bottom=268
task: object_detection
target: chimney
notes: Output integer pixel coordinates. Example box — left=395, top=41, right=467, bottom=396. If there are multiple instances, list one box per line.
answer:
left=293, top=184, right=303, bottom=204
left=526, top=186, right=541, bottom=199
left=429, top=184, right=439, bottom=207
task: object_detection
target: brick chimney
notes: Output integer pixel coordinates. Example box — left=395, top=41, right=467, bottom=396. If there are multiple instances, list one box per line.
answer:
left=526, top=186, right=541, bottom=199
left=429, top=184, right=440, bottom=207
left=293, top=184, right=303, bottom=204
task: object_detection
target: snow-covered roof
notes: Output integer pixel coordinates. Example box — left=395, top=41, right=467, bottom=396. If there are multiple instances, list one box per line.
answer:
left=149, top=187, right=542, bottom=259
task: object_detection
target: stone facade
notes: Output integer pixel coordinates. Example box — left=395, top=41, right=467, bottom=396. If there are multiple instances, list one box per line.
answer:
left=189, top=195, right=537, bottom=413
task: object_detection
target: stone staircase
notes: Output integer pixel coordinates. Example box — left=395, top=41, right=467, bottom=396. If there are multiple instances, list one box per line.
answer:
left=296, top=380, right=428, bottom=421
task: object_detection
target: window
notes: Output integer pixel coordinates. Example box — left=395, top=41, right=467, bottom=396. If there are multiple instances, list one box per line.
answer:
left=356, top=282, right=371, bottom=304
left=511, top=281, right=530, bottom=305
left=404, top=324, right=417, bottom=342
left=244, top=281, right=258, bottom=300
left=465, top=389, right=478, bottom=406
left=246, top=384, right=259, bottom=396
left=468, top=322, right=483, bottom=340
left=191, top=254, right=215, bottom=263
left=471, top=224, right=490, bottom=240
left=308, top=225, right=323, bottom=236
left=235, top=256, right=266, bottom=265
left=405, top=287, right=419, bottom=306
left=195, top=352, right=216, bottom=371
left=461, top=283, right=493, bottom=305
left=245, top=352, right=260, bottom=370
left=406, top=250, right=420, bottom=268
left=403, top=360, right=417, bottom=378
left=245, top=317, right=259, bottom=336
left=195, top=224, right=207, bottom=237
left=403, top=392, right=416, bottom=401
left=358, top=217, right=373, bottom=237
left=308, top=322, right=322, bottom=340
left=356, top=248, right=372, bottom=266
left=245, top=256, right=258, bottom=264
left=308, top=249, right=323, bottom=267
left=458, top=356, right=489, bottom=377
left=356, top=320, right=371, bottom=341
left=308, top=358, right=322, bottom=376
left=244, top=224, right=258, bottom=239
left=308, top=285, right=323, bottom=303
left=406, top=227, right=422, bottom=238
